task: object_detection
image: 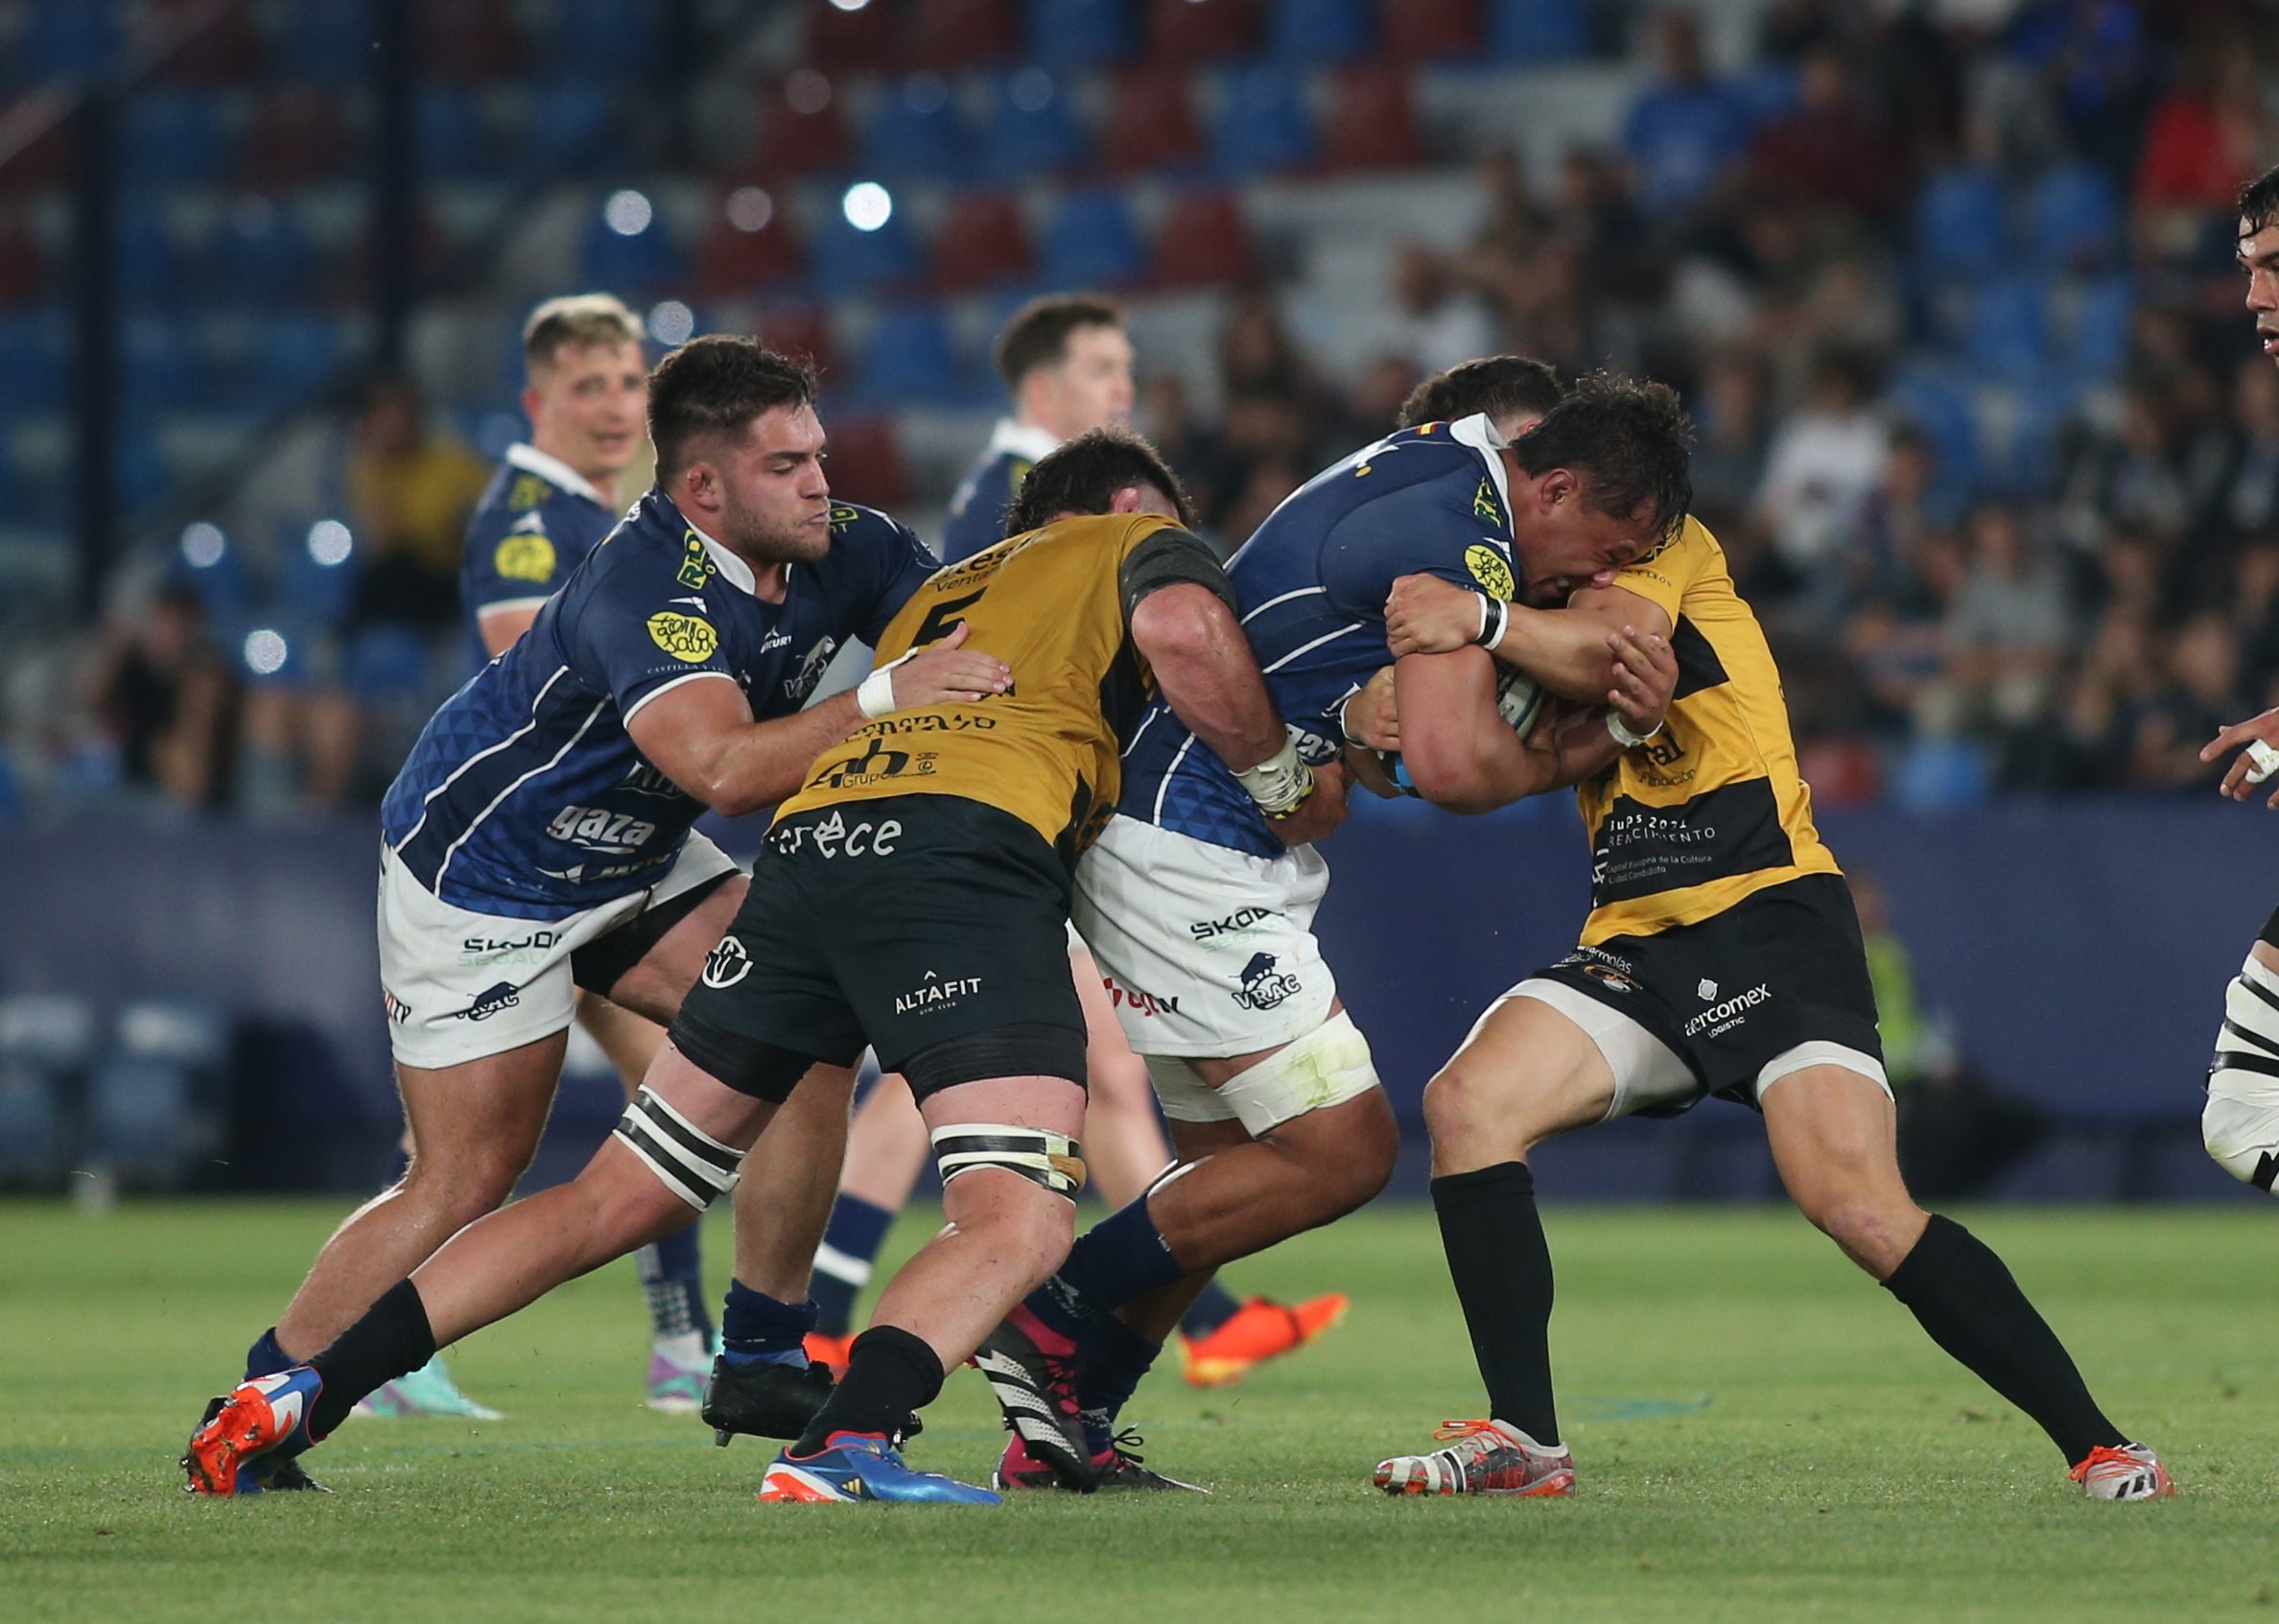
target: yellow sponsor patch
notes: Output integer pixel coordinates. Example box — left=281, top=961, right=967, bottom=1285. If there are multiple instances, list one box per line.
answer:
left=508, top=474, right=550, bottom=511
left=493, top=531, right=556, bottom=583
left=646, top=611, right=719, bottom=662
left=675, top=530, right=717, bottom=590
left=1472, top=479, right=1500, bottom=524
left=830, top=505, right=858, bottom=529
left=1466, top=543, right=1515, bottom=600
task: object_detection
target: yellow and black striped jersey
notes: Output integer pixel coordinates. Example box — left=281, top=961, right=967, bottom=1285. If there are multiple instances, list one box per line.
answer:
left=775, top=511, right=1183, bottom=867
left=1575, top=514, right=1840, bottom=945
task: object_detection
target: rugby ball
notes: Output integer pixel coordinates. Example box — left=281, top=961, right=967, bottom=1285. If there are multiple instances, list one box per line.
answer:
left=1495, top=666, right=1545, bottom=738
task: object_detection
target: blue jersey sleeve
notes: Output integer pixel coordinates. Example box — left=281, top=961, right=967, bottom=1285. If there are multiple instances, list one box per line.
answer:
left=463, top=482, right=611, bottom=617
left=1316, top=467, right=1518, bottom=623
left=560, top=550, right=740, bottom=722
left=939, top=454, right=1024, bottom=563
left=832, top=503, right=940, bottom=644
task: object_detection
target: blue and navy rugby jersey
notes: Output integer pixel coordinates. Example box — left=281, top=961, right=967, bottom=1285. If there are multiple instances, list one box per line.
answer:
left=458, top=443, right=619, bottom=671
left=939, top=418, right=1061, bottom=562
left=1119, top=414, right=1523, bottom=859
left=385, top=491, right=937, bottom=921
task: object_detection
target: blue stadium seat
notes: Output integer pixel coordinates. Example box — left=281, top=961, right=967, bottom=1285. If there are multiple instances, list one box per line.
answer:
left=278, top=526, right=359, bottom=627
left=115, top=203, right=186, bottom=309
left=1210, top=64, right=1316, bottom=178
left=523, top=80, right=615, bottom=168
left=981, top=70, right=1089, bottom=180
left=1028, top=0, right=1131, bottom=65
left=247, top=315, right=347, bottom=411
left=1484, top=0, right=1589, bottom=64
left=1887, top=366, right=1985, bottom=502
left=342, top=623, right=435, bottom=704
left=86, top=1058, right=213, bottom=1186
left=811, top=207, right=923, bottom=296
left=1915, top=166, right=2008, bottom=280
left=0, top=991, right=93, bottom=1189
left=1267, top=0, right=1377, bottom=63
left=15, top=0, right=123, bottom=83
left=549, top=0, right=658, bottom=76
left=578, top=207, right=687, bottom=299
left=2064, top=273, right=2132, bottom=382
left=270, top=0, right=374, bottom=83
left=0, top=992, right=98, bottom=1074
left=121, top=92, right=230, bottom=185
left=1891, top=738, right=1989, bottom=812
left=0, top=1066, right=63, bottom=1184
left=1964, top=276, right=2047, bottom=385
left=122, top=316, right=199, bottom=412
left=1729, top=62, right=1800, bottom=127
left=1622, top=82, right=1752, bottom=215
left=861, top=75, right=973, bottom=181
left=2030, top=162, right=2121, bottom=271
left=416, top=88, right=494, bottom=180
left=853, top=304, right=974, bottom=405
left=0, top=310, right=68, bottom=413
left=115, top=418, right=171, bottom=513
left=1039, top=188, right=1148, bottom=288
left=200, top=202, right=317, bottom=308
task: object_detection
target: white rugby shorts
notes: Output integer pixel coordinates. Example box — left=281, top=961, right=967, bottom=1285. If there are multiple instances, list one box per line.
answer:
left=376, top=834, right=738, bottom=1071
left=1071, top=814, right=1336, bottom=1058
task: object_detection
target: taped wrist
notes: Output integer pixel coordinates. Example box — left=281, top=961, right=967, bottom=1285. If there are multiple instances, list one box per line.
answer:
left=1606, top=710, right=1662, bottom=748
left=856, top=650, right=917, bottom=720
left=1235, top=734, right=1315, bottom=818
left=930, top=1123, right=1088, bottom=1197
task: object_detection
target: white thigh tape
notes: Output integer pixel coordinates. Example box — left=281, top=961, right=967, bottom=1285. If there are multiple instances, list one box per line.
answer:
left=613, top=1086, right=742, bottom=1211
left=930, top=1123, right=1087, bottom=1196
left=2205, top=954, right=2279, bottom=1192
left=1215, top=1010, right=1380, bottom=1137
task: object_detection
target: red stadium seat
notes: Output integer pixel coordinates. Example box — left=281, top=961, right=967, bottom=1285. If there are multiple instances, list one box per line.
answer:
left=1144, top=0, right=1258, bottom=63
left=417, top=0, right=522, bottom=81
left=1378, top=0, right=1477, bottom=60
left=908, top=0, right=1018, bottom=71
left=759, top=302, right=841, bottom=382
left=1151, top=190, right=1260, bottom=288
left=694, top=190, right=807, bottom=298
left=1320, top=65, right=1423, bottom=171
left=150, top=0, right=267, bottom=83
left=1100, top=67, right=1205, bottom=175
left=0, top=101, right=74, bottom=197
left=236, top=86, right=354, bottom=190
left=752, top=75, right=853, bottom=180
left=805, top=0, right=902, bottom=75
left=0, top=207, right=45, bottom=307
left=821, top=416, right=911, bottom=509
left=930, top=193, right=1033, bottom=291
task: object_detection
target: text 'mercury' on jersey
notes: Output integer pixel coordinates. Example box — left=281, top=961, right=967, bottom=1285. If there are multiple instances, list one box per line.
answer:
left=1577, top=514, right=1840, bottom=944
left=939, top=418, right=1060, bottom=563
left=1119, top=413, right=1524, bottom=858
left=458, top=443, right=620, bottom=671
left=384, top=492, right=936, bottom=922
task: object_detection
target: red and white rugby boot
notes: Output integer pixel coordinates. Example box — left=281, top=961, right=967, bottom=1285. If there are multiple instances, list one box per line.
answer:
left=1373, top=1419, right=1575, bottom=1498
left=2071, top=1442, right=2175, bottom=1500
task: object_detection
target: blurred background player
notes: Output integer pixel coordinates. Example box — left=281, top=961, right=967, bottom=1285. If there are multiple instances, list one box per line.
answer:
left=358, top=294, right=716, bottom=1421
left=799, top=294, right=1345, bottom=1391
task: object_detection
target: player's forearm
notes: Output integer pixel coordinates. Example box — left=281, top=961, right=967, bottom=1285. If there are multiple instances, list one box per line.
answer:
left=1136, top=585, right=1284, bottom=773
left=1493, top=604, right=1621, bottom=703
left=1544, top=710, right=1626, bottom=790
left=1395, top=653, right=1552, bottom=814
left=695, top=693, right=865, bottom=816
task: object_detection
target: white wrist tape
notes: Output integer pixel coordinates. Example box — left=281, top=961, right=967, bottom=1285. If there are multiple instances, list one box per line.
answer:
left=1607, top=711, right=1662, bottom=749
left=856, top=651, right=917, bottom=720
left=1235, top=734, right=1314, bottom=816
left=2246, top=740, right=2279, bottom=786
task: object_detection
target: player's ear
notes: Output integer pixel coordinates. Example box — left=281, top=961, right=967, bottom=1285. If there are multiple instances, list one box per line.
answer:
left=1538, top=468, right=1577, bottom=510
left=1108, top=482, right=1146, bottom=515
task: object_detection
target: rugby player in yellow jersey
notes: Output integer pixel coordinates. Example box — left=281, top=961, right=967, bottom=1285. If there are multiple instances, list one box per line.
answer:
left=1356, top=374, right=2174, bottom=1503
left=183, top=429, right=1341, bottom=1507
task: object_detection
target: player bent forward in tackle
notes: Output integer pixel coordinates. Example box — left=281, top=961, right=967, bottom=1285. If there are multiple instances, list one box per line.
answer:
left=186, top=428, right=1340, bottom=1504
left=1353, top=379, right=2172, bottom=1502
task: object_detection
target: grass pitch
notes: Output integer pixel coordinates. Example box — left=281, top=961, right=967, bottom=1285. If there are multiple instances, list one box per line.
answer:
left=2, top=1198, right=2273, bottom=1624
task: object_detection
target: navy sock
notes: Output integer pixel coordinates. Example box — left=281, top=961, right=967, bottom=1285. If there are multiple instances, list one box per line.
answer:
left=1178, top=1279, right=1243, bottom=1339
left=1075, top=1312, right=1163, bottom=1457
left=811, top=1195, right=896, bottom=1336
left=1030, top=1197, right=1185, bottom=1340
left=634, top=1220, right=713, bottom=1343
left=308, top=1281, right=435, bottom=1441
left=721, top=1281, right=818, bottom=1368
left=245, top=1327, right=294, bottom=1380
left=793, top=1326, right=942, bottom=1456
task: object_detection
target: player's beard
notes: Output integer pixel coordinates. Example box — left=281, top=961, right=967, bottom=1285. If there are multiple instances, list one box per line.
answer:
left=717, top=491, right=831, bottom=568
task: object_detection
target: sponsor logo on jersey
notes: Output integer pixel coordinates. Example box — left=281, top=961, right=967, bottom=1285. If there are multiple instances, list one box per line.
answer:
left=508, top=473, right=550, bottom=511
left=1190, top=905, right=1278, bottom=942
left=545, top=805, right=660, bottom=854
left=452, top=981, right=523, bottom=1022
left=1232, top=951, right=1304, bottom=1012
left=1698, top=978, right=1718, bottom=1000
left=383, top=988, right=412, bottom=1024
left=1634, top=730, right=1693, bottom=788
left=1684, top=982, right=1771, bottom=1037
left=676, top=530, right=717, bottom=590
left=617, top=762, right=682, bottom=798
left=647, top=611, right=718, bottom=662
left=1472, top=479, right=1501, bottom=524
left=1105, top=977, right=1182, bottom=1017
left=494, top=529, right=557, bottom=583
left=768, top=808, right=904, bottom=859
left=1466, top=543, right=1515, bottom=601
left=458, top=928, right=564, bottom=966
left=760, top=628, right=791, bottom=652
left=894, top=969, right=982, bottom=1016
left=1580, top=962, right=1639, bottom=994
left=702, top=937, right=751, bottom=989
left=806, top=737, right=933, bottom=790
left=786, top=635, right=839, bottom=700
left=830, top=505, right=859, bottom=528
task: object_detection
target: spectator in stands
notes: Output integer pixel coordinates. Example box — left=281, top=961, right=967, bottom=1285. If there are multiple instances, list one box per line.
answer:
left=1621, top=10, right=1753, bottom=220
left=341, top=372, right=491, bottom=632
left=1753, top=344, right=1890, bottom=580
left=2133, top=34, right=2269, bottom=235
left=2126, top=611, right=2246, bottom=788
left=2219, top=356, right=2279, bottom=543
left=2232, top=540, right=2279, bottom=702
left=1687, top=349, right=1773, bottom=527
left=1378, top=245, right=1495, bottom=377
left=1137, top=372, right=1234, bottom=532
left=89, top=582, right=236, bottom=811
left=1749, top=43, right=1906, bottom=222
left=1929, top=503, right=2072, bottom=746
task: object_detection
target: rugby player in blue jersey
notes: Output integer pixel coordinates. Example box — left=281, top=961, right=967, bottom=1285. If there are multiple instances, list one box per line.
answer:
left=184, top=338, right=1008, bottom=1491
left=972, top=359, right=1684, bottom=1491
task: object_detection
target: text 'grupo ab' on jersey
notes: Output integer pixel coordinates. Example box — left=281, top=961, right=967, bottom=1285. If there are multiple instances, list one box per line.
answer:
left=384, top=492, right=937, bottom=923
left=458, top=443, right=620, bottom=673
left=1118, top=413, right=1526, bottom=859
left=775, top=511, right=1210, bottom=871
left=1576, top=514, right=1840, bottom=945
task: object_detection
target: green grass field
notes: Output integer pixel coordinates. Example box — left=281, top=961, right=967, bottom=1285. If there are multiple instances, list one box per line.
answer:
left=3, top=1198, right=2273, bottom=1624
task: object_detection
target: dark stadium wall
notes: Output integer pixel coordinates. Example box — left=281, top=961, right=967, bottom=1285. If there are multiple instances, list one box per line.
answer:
left=0, top=797, right=2262, bottom=1200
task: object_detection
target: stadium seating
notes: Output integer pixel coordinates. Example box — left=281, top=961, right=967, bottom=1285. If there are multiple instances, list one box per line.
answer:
left=908, top=0, right=1020, bottom=72
left=753, top=75, right=855, bottom=180
left=150, top=0, right=267, bottom=85
left=2030, top=162, right=2122, bottom=272
left=1484, top=0, right=1590, bottom=63
left=199, top=201, right=318, bottom=310
left=267, top=0, right=372, bottom=83
left=13, top=0, right=123, bottom=84
left=578, top=203, right=688, bottom=304
left=1100, top=67, right=1206, bottom=175
left=415, top=88, right=495, bottom=181
left=979, top=69, right=1089, bottom=179
left=0, top=310, right=67, bottom=414
left=1039, top=188, right=1148, bottom=289
left=1152, top=190, right=1261, bottom=287
left=1029, top=0, right=1132, bottom=66
left=418, top=0, right=524, bottom=82
left=523, top=81, right=617, bottom=170
left=852, top=303, right=975, bottom=405
left=2063, top=273, right=2133, bottom=382
left=1321, top=65, right=1423, bottom=172
left=816, top=414, right=911, bottom=508
left=694, top=192, right=807, bottom=298
left=0, top=991, right=96, bottom=1189
left=235, top=86, right=356, bottom=190
left=1210, top=64, right=1317, bottom=178
left=758, top=302, right=840, bottom=381
left=1267, top=0, right=1377, bottom=64
left=930, top=194, right=1035, bottom=292
left=549, top=0, right=661, bottom=78
left=1377, top=0, right=1478, bottom=61
left=811, top=204, right=923, bottom=296
left=1145, top=0, right=1260, bottom=63
left=1964, top=276, right=2049, bottom=386
left=0, top=210, right=45, bottom=307
left=862, top=74, right=975, bottom=181
left=804, top=0, right=901, bottom=75
left=1915, top=166, right=2009, bottom=281
left=121, top=92, right=231, bottom=186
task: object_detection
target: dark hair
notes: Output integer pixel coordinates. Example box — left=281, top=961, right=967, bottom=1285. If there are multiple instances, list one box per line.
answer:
left=1398, top=355, right=1564, bottom=430
left=1508, top=370, right=1693, bottom=545
left=1004, top=427, right=1195, bottom=535
left=994, top=294, right=1125, bottom=389
left=2242, top=165, right=2279, bottom=237
left=647, top=336, right=816, bottom=480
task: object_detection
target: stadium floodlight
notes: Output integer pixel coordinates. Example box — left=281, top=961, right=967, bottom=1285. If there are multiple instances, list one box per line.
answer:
left=179, top=523, right=225, bottom=569
left=827, top=0, right=869, bottom=12
left=306, top=520, right=353, bottom=567
left=604, top=189, right=653, bottom=236
left=725, top=187, right=773, bottom=233
left=648, top=301, right=695, bottom=347
left=842, top=181, right=893, bottom=232
left=243, top=628, right=288, bottom=676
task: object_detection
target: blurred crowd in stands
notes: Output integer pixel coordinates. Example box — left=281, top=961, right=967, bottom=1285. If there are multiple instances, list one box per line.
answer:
left=7, top=0, right=2276, bottom=820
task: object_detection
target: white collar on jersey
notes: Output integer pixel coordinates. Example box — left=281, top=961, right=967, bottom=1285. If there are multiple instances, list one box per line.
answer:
left=985, top=417, right=1064, bottom=464
left=505, top=442, right=610, bottom=508
left=1447, top=412, right=1515, bottom=531
left=664, top=504, right=760, bottom=597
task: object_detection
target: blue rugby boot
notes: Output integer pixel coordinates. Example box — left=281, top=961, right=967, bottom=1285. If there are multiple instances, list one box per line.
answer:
left=758, top=1432, right=1000, bottom=1505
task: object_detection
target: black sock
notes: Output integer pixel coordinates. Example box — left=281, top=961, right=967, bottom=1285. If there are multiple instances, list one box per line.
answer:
left=792, top=1325, right=943, bottom=1456
left=1881, top=1213, right=2126, bottom=1466
left=1431, top=1162, right=1560, bottom=1447
left=307, top=1280, right=437, bottom=1441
